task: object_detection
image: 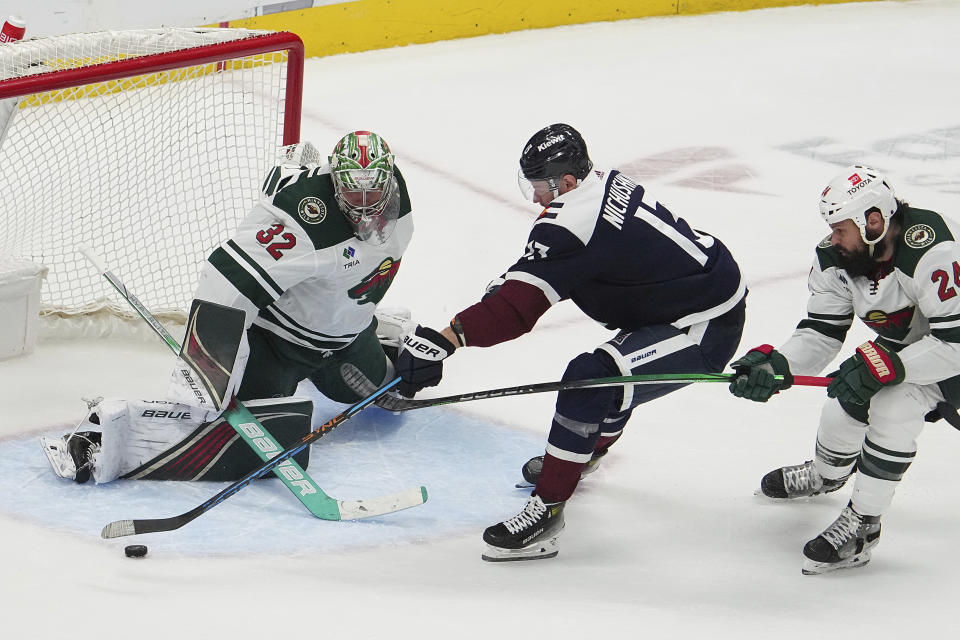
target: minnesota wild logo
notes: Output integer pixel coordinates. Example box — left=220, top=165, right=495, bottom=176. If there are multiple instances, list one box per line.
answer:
left=861, top=305, right=915, bottom=341
left=904, top=224, right=935, bottom=249
left=348, top=257, right=401, bottom=305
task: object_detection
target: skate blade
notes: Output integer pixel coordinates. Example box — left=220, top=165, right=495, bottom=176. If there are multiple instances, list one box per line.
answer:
left=752, top=488, right=819, bottom=501
left=481, top=535, right=561, bottom=562
left=801, top=550, right=872, bottom=575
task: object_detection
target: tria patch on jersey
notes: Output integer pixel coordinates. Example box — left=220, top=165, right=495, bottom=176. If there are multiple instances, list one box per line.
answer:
left=341, top=245, right=361, bottom=270
left=904, top=224, right=935, bottom=249
left=298, top=196, right=327, bottom=225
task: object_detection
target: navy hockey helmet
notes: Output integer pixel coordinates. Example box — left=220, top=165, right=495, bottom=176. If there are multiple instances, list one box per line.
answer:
left=518, top=123, right=593, bottom=203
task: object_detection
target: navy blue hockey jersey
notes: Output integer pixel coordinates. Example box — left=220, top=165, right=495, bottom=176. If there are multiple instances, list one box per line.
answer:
left=457, top=168, right=745, bottom=346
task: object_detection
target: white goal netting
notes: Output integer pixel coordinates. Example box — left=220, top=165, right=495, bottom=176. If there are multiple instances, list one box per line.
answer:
left=0, top=28, right=302, bottom=337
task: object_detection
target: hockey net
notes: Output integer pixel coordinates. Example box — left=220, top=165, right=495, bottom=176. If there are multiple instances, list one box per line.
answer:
left=0, top=28, right=303, bottom=338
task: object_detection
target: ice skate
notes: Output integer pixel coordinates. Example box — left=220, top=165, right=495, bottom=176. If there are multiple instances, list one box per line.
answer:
left=519, top=449, right=607, bottom=487
left=759, top=459, right=848, bottom=499
left=481, top=494, right=565, bottom=562
left=802, top=502, right=881, bottom=575
left=40, top=430, right=102, bottom=483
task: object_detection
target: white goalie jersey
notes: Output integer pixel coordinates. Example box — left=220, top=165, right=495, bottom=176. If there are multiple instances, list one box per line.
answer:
left=193, top=161, right=413, bottom=351
left=778, top=207, right=960, bottom=391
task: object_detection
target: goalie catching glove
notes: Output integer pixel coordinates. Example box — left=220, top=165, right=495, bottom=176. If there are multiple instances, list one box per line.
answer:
left=395, top=325, right=457, bottom=397
left=827, top=340, right=904, bottom=405
left=728, top=344, right=794, bottom=402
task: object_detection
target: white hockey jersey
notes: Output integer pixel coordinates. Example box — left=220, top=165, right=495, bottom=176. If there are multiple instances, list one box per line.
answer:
left=779, top=207, right=960, bottom=394
left=193, top=162, right=413, bottom=351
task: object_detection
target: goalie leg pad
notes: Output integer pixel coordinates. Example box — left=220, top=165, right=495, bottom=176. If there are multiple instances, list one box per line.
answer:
left=121, top=396, right=313, bottom=481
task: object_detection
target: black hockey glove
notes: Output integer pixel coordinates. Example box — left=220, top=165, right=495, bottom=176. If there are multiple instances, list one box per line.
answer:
left=728, top=344, right=794, bottom=402
left=395, top=325, right=457, bottom=397
left=827, top=340, right=904, bottom=405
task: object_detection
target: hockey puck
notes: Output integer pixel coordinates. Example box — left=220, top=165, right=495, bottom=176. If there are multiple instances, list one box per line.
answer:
left=124, top=544, right=148, bottom=558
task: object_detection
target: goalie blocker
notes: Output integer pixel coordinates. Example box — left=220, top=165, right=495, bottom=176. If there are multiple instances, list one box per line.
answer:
left=42, top=396, right=313, bottom=483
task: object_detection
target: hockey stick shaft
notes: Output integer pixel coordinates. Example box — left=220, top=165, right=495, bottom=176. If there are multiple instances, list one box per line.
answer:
left=101, top=378, right=406, bottom=537
left=388, top=372, right=832, bottom=411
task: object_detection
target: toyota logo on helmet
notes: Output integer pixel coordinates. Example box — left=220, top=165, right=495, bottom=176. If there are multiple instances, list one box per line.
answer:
left=819, top=165, right=897, bottom=247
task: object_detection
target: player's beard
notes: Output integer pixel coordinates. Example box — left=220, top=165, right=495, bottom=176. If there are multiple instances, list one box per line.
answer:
left=834, top=233, right=891, bottom=278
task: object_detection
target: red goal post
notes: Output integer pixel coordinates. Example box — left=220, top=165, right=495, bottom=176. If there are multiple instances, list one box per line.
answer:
left=0, top=29, right=304, bottom=337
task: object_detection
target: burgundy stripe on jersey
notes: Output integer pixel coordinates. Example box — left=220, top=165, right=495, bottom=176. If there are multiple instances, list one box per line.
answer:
left=457, top=279, right=551, bottom=347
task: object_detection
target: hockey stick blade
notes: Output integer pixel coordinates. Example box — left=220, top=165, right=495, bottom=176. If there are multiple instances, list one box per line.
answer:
left=385, top=372, right=832, bottom=411
left=101, top=486, right=429, bottom=539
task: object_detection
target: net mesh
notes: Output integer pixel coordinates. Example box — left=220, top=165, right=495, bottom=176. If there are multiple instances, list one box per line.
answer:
left=0, top=28, right=295, bottom=327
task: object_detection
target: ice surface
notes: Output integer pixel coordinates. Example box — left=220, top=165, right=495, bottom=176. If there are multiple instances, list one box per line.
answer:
left=3, top=2, right=960, bottom=638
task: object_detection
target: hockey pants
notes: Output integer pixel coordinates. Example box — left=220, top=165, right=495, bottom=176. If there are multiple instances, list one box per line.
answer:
left=536, top=300, right=745, bottom=503
left=814, top=381, right=944, bottom=516
left=238, top=320, right=392, bottom=402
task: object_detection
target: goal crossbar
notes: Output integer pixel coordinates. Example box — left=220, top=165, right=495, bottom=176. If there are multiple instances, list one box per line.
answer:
left=0, top=31, right=304, bottom=144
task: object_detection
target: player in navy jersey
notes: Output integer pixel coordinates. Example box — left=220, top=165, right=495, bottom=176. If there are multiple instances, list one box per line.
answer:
left=395, top=124, right=747, bottom=561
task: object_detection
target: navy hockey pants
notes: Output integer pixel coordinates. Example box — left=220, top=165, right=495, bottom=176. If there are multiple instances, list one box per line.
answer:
left=536, top=300, right=745, bottom=502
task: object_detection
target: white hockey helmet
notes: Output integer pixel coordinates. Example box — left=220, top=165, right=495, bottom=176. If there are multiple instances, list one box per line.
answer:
left=818, top=165, right=897, bottom=246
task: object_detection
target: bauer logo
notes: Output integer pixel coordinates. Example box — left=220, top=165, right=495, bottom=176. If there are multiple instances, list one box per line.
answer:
left=904, top=224, right=935, bottom=249
left=141, top=410, right=192, bottom=419
left=631, top=348, right=657, bottom=364
left=298, top=196, right=327, bottom=224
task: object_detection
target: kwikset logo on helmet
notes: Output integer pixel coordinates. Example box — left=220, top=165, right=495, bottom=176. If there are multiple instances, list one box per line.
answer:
left=537, top=134, right=565, bottom=152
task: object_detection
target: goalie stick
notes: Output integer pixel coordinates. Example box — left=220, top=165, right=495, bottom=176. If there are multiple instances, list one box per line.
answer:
left=100, top=378, right=415, bottom=537
left=79, top=247, right=426, bottom=531
left=378, top=372, right=832, bottom=411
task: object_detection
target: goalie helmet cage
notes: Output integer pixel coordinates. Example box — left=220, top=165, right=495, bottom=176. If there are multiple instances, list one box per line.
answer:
left=0, top=28, right=304, bottom=336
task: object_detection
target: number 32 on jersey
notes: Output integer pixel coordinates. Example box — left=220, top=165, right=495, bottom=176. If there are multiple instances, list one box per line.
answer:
left=256, top=223, right=297, bottom=260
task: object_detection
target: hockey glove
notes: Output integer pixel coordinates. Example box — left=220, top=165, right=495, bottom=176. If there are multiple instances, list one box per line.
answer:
left=728, top=344, right=794, bottom=402
left=827, top=340, right=904, bottom=405
left=395, top=325, right=457, bottom=397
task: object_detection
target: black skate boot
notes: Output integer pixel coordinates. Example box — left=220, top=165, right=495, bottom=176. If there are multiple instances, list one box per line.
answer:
left=760, top=459, right=848, bottom=499
left=521, top=449, right=608, bottom=486
left=481, top=494, right=565, bottom=562
left=41, top=430, right=101, bottom=483
left=67, top=431, right=101, bottom=484
left=802, top=502, right=881, bottom=575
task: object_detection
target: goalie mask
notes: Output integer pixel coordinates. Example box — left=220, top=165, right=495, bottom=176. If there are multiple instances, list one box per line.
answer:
left=330, top=131, right=400, bottom=244
left=819, top=166, right=897, bottom=251
left=518, top=123, right=593, bottom=203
